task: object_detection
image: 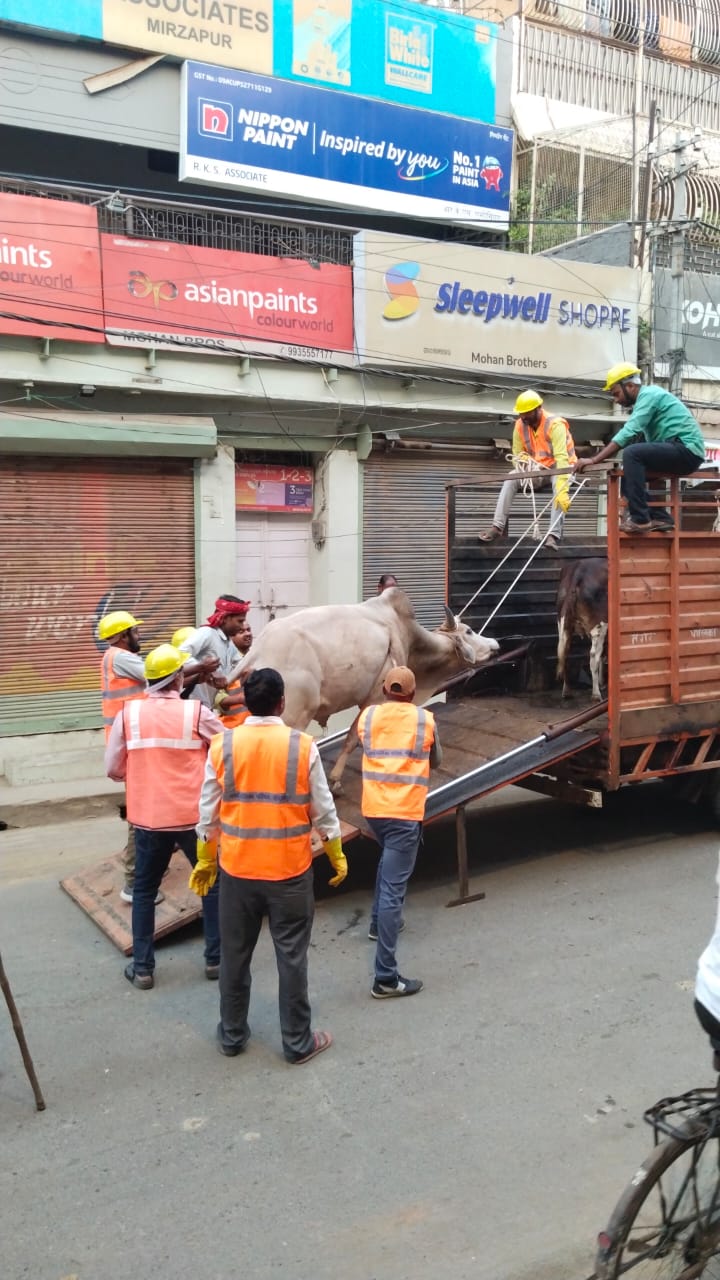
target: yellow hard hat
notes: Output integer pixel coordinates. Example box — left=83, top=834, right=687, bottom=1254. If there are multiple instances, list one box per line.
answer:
left=514, top=390, right=543, bottom=415
left=603, top=362, right=641, bottom=392
left=144, top=644, right=190, bottom=682
left=171, top=626, right=196, bottom=649
left=97, top=610, right=143, bottom=641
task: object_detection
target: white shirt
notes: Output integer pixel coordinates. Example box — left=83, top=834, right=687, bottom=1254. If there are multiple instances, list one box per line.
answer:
left=109, top=647, right=146, bottom=683
left=696, top=849, right=720, bottom=1021
left=197, top=715, right=341, bottom=844
left=179, top=626, right=239, bottom=708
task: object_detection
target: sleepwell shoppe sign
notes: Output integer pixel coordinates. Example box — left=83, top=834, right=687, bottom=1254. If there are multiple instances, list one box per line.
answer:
left=353, top=234, right=641, bottom=380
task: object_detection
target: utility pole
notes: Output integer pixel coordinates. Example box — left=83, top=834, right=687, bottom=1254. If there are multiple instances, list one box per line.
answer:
left=651, top=130, right=700, bottom=397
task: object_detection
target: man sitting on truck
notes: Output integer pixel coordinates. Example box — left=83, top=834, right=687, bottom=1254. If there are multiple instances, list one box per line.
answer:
left=573, top=364, right=706, bottom=534
left=478, top=390, right=576, bottom=551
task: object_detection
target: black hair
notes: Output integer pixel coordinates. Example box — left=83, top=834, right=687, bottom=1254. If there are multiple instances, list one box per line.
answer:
left=378, top=573, right=399, bottom=589
left=221, top=593, right=246, bottom=603
left=244, top=668, right=285, bottom=716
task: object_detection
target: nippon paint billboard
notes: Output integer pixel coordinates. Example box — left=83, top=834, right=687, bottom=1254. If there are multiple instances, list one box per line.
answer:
left=353, top=233, right=640, bottom=380
left=180, top=62, right=512, bottom=227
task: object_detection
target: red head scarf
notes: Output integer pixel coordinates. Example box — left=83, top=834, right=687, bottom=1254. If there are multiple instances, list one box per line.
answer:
left=206, top=597, right=250, bottom=628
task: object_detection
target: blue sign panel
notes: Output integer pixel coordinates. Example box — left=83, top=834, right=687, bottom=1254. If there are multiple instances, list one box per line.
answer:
left=180, top=63, right=512, bottom=228
left=272, top=0, right=497, bottom=124
left=0, top=0, right=100, bottom=36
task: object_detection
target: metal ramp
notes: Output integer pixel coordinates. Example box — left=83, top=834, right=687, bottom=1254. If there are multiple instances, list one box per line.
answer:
left=318, top=692, right=606, bottom=904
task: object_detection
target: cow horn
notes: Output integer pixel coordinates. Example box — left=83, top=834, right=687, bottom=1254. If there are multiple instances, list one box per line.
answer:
left=442, top=605, right=457, bottom=631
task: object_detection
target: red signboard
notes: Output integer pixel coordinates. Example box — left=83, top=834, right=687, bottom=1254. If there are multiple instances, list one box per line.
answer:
left=236, top=464, right=314, bottom=513
left=0, top=193, right=103, bottom=342
left=101, top=235, right=354, bottom=361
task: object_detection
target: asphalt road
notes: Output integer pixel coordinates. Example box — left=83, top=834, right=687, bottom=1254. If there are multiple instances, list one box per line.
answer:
left=1, top=782, right=717, bottom=1280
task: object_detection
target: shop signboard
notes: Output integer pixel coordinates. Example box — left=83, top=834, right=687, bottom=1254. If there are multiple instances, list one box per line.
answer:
left=236, top=462, right=313, bottom=512
left=0, top=193, right=103, bottom=343
left=353, top=232, right=640, bottom=380
left=179, top=62, right=512, bottom=227
left=273, top=0, right=497, bottom=124
left=101, top=234, right=354, bottom=363
left=102, top=0, right=274, bottom=75
left=655, top=267, right=720, bottom=380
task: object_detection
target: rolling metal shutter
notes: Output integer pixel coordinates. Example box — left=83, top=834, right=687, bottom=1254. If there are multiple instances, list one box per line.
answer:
left=0, top=457, right=196, bottom=737
left=362, top=448, right=600, bottom=625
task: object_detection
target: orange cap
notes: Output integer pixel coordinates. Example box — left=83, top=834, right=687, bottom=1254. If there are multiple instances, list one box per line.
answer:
left=383, top=665, right=416, bottom=697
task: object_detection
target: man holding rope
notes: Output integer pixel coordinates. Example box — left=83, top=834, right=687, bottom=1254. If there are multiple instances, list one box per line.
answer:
left=478, top=390, right=577, bottom=550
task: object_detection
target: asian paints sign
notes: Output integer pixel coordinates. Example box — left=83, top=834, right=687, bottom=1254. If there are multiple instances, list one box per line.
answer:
left=101, top=234, right=353, bottom=362
left=354, top=233, right=640, bottom=379
left=180, top=62, right=512, bottom=227
left=273, top=0, right=497, bottom=124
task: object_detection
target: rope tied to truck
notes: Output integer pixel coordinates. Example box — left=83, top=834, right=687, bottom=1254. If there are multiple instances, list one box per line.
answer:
left=509, top=451, right=545, bottom=541
left=458, top=475, right=590, bottom=634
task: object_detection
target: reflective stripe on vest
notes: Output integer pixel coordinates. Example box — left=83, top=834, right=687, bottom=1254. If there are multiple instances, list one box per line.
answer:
left=211, top=724, right=314, bottom=881
left=101, top=648, right=145, bottom=739
left=358, top=702, right=434, bottom=821
left=517, top=410, right=577, bottom=469
left=123, top=698, right=206, bottom=829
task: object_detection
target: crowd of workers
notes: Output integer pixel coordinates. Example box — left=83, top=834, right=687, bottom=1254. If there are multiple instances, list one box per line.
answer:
left=92, top=363, right=713, bottom=1065
left=478, top=363, right=706, bottom=545
left=98, top=590, right=436, bottom=1064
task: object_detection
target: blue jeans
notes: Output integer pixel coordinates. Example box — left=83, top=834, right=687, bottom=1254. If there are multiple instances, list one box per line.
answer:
left=368, top=817, right=422, bottom=984
left=131, top=827, right=220, bottom=976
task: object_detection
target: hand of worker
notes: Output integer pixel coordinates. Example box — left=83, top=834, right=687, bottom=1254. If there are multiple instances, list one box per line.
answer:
left=210, top=675, right=228, bottom=690
left=554, top=490, right=571, bottom=514
left=199, top=656, right=221, bottom=673
left=189, top=838, right=219, bottom=897
left=323, top=836, right=348, bottom=888
left=573, top=458, right=591, bottom=473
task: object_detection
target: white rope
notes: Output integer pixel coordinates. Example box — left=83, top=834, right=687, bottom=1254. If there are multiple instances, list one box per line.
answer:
left=457, top=477, right=590, bottom=631
left=511, top=451, right=544, bottom=541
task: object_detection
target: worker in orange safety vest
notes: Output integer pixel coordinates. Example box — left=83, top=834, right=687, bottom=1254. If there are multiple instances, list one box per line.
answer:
left=478, top=390, right=577, bottom=550
left=357, top=665, right=442, bottom=1000
left=105, top=643, right=224, bottom=991
left=189, top=667, right=348, bottom=1065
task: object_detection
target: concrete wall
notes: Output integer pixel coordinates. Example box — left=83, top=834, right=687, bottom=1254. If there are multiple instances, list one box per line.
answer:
left=308, top=449, right=361, bottom=607
left=194, top=446, right=238, bottom=622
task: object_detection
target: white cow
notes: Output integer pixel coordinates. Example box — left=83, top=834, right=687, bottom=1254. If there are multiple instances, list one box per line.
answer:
left=228, top=588, right=499, bottom=789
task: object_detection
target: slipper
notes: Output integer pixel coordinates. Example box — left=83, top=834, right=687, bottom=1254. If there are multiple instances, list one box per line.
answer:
left=288, top=1030, right=333, bottom=1065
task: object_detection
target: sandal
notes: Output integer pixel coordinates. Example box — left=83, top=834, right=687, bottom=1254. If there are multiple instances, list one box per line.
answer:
left=288, top=1030, right=333, bottom=1065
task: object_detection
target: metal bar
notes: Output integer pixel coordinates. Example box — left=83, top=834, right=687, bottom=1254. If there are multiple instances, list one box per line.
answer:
left=607, top=471, right=622, bottom=784
left=670, top=477, right=682, bottom=704
left=456, top=805, right=469, bottom=902
left=630, top=740, right=659, bottom=777
left=545, top=699, right=608, bottom=740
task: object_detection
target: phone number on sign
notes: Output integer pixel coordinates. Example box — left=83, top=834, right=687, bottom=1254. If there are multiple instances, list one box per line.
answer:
left=281, top=345, right=335, bottom=361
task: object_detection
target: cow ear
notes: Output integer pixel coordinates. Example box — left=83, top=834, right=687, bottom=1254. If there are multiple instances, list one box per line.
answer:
left=455, top=633, right=476, bottom=664
left=441, top=605, right=457, bottom=632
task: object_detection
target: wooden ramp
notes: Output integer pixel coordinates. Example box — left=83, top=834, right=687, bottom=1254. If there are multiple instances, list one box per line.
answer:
left=60, top=821, right=360, bottom=954
left=318, top=691, right=606, bottom=838
left=60, top=850, right=203, bottom=956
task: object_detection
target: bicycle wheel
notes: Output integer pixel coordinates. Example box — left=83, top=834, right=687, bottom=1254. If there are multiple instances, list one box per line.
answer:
left=596, top=1126, right=720, bottom=1279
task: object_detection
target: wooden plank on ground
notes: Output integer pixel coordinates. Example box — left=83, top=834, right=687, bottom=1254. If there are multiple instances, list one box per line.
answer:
left=59, top=850, right=203, bottom=956
left=60, top=820, right=362, bottom=955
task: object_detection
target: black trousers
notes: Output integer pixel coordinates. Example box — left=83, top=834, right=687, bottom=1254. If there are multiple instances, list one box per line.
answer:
left=621, top=439, right=704, bottom=524
left=695, top=998, right=720, bottom=1052
left=218, top=866, right=315, bottom=1062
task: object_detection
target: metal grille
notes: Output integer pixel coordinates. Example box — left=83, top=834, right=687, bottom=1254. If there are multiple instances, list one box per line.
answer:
left=522, top=0, right=720, bottom=70
left=362, top=450, right=601, bottom=624
left=520, top=21, right=720, bottom=133
left=0, top=175, right=356, bottom=266
left=513, top=141, right=636, bottom=253
left=0, top=457, right=195, bottom=737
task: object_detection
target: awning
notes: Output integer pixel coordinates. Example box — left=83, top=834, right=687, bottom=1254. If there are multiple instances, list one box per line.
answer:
left=0, top=411, right=216, bottom=457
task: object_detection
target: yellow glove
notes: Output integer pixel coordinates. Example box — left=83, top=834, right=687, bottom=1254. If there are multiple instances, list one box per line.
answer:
left=323, top=836, right=348, bottom=888
left=213, top=690, right=229, bottom=712
left=554, top=489, right=571, bottom=514
left=189, top=838, right=218, bottom=897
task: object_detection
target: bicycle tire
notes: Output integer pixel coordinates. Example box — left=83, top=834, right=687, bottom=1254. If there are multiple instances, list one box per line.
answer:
left=596, top=1123, right=720, bottom=1279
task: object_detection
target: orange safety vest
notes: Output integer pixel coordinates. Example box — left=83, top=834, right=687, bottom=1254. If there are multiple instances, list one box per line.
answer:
left=219, top=679, right=251, bottom=730
left=516, top=410, right=577, bottom=469
left=211, top=724, right=314, bottom=881
left=358, top=702, right=435, bottom=822
left=101, top=648, right=146, bottom=743
left=123, top=697, right=207, bottom=829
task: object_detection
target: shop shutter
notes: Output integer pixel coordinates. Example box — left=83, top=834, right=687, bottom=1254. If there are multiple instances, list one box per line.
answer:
left=362, top=449, right=601, bottom=625
left=0, top=457, right=195, bottom=737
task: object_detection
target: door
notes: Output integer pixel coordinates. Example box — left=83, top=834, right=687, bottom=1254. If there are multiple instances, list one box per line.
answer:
left=236, top=512, right=311, bottom=638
